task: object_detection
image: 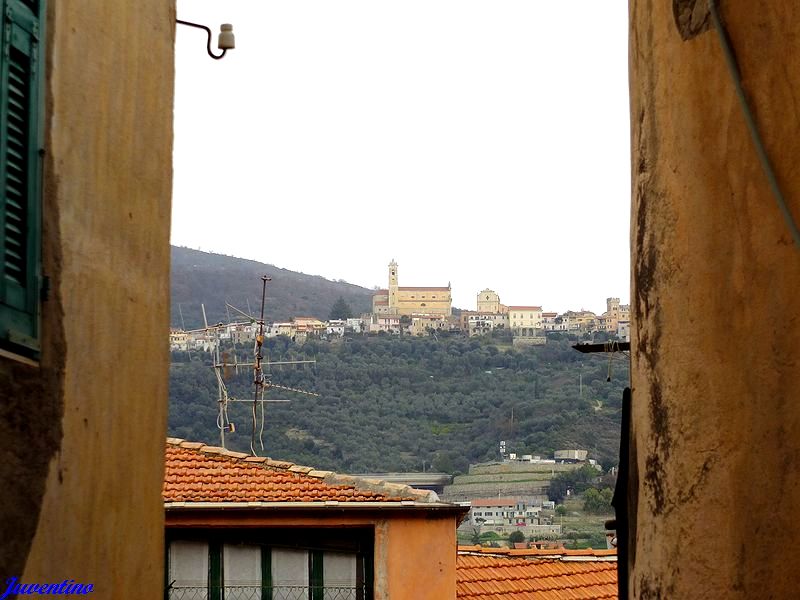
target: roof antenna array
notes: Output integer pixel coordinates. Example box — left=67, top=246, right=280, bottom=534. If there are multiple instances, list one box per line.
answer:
left=192, top=276, right=320, bottom=453
left=250, top=276, right=270, bottom=455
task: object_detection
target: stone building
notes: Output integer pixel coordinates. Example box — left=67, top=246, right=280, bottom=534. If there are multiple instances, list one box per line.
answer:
left=372, top=259, right=452, bottom=316
left=476, top=288, right=506, bottom=314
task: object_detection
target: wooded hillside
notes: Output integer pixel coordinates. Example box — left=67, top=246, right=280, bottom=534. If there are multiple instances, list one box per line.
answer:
left=169, top=334, right=628, bottom=473
left=171, top=246, right=374, bottom=328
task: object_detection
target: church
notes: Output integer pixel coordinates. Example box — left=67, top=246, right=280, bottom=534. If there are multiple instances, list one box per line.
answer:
left=372, top=260, right=452, bottom=316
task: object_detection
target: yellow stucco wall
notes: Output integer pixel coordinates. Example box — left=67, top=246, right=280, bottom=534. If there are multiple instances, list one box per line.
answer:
left=392, top=290, right=452, bottom=316
left=18, top=1, right=175, bottom=597
left=630, top=1, right=800, bottom=598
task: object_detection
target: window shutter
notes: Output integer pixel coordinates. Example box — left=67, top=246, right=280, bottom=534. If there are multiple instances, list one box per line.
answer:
left=0, top=0, right=43, bottom=356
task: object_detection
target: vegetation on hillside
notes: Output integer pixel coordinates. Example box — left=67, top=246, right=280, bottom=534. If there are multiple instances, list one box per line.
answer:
left=171, top=246, right=373, bottom=328
left=169, top=334, right=629, bottom=473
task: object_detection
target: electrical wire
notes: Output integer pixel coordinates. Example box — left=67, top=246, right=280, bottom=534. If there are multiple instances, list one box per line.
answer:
left=259, top=379, right=268, bottom=451
left=604, top=340, right=620, bottom=382
left=708, top=0, right=800, bottom=250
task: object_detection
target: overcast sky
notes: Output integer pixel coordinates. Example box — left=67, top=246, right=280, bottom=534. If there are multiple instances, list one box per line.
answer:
left=172, top=1, right=630, bottom=314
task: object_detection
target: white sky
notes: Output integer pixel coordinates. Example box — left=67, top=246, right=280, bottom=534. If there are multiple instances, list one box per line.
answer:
left=172, top=1, right=631, bottom=314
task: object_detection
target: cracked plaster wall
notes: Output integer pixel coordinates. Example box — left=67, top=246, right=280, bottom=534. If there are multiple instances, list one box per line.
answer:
left=630, top=1, right=800, bottom=598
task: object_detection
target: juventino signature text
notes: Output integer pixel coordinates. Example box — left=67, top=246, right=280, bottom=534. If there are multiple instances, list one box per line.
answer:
left=1, top=577, right=93, bottom=597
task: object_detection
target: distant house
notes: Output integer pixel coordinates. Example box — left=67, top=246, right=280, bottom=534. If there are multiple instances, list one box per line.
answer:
left=294, top=317, right=327, bottom=336
left=164, top=439, right=468, bottom=599
left=617, top=320, right=630, bottom=342
left=346, top=317, right=365, bottom=333
left=170, top=328, right=189, bottom=351
left=465, top=313, right=508, bottom=337
left=541, top=312, right=564, bottom=331
left=600, top=297, right=631, bottom=333
left=410, top=314, right=451, bottom=336
left=469, top=498, right=542, bottom=528
left=560, top=310, right=599, bottom=332
left=267, top=322, right=296, bottom=338
left=367, top=314, right=400, bottom=333
left=326, top=319, right=346, bottom=336
left=507, top=306, right=543, bottom=336
left=554, top=449, right=589, bottom=463
left=469, top=498, right=516, bottom=527
left=229, top=323, right=258, bottom=345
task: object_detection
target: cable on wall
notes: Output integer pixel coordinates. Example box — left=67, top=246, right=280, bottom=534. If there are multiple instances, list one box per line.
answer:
left=708, top=0, right=800, bottom=250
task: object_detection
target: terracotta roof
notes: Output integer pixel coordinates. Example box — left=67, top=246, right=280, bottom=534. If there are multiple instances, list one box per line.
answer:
left=471, top=497, right=516, bottom=507
left=398, top=286, right=450, bottom=291
left=458, top=546, right=617, bottom=559
left=507, top=306, right=543, bottom=311
left=456, top=551, right=617, bottom=599
left=164, top=438, right=439, bottom=504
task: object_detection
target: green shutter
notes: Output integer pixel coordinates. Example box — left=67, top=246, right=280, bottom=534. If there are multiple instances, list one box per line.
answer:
left=261, top=546, right=272, bottom=600
left=0, top=0, right=43, bottom=356
left=209, top=542, right=222, bottom=600
left=310, top=551, right=323, bottom=600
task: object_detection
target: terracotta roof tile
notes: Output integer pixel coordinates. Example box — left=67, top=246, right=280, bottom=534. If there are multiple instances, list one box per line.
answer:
left=163, top=439, right=439, bottom=504
left=456, top=550, right=617, bottom=600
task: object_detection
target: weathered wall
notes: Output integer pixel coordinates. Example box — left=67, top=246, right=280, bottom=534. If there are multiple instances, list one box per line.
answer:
left=381, top=514, right=458, bottom=599
left=5, top=0, right=175, bottom=596
left=630, top=1, right=800, bottom=598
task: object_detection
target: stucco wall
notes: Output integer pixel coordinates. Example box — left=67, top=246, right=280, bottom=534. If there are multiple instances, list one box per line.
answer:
left=630, top=1, right=800, bottom=598
left=381, top=514, right=458, bottom=599
left=7, top=1, right=175, bottom=596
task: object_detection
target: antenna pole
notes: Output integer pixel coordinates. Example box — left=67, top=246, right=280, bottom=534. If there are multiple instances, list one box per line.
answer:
left=251, top=275, right=272, bottom=455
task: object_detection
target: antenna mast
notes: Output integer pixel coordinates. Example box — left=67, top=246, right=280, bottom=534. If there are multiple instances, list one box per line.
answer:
left=251, top=276, right=271, bottom=455
left=197, top=277, right=321, bottom=453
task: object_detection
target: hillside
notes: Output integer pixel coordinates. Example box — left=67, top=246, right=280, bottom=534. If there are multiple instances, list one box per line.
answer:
left=168, top=334, right=628, bottom=473
left=170, top=246, right=374, bottom=328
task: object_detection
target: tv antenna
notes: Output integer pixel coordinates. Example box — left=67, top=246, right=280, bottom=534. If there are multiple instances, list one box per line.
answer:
left=198, top=276, right=319, bottom=454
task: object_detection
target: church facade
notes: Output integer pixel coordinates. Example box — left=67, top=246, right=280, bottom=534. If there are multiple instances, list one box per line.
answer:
left=372, top=260, right=452, bottom=317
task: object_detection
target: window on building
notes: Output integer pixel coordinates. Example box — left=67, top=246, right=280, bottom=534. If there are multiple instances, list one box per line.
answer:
left=167, top=528, right=372, bottom=600
left=1, top=0, right=45, bottom=359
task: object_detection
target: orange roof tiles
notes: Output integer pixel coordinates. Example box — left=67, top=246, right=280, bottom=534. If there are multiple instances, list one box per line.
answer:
left=471, top=497, right=516, bottom=507
left=164, top=439, right=431, bottom=504
left=456, top=553, right=617, bottom=600
left=458, top=546, right=617, bottom=559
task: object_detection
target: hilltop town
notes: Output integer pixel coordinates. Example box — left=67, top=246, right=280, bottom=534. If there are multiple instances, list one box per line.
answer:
left=167, top=260, right=628, bottom=552
left=169, top=260, right=630, bottom=351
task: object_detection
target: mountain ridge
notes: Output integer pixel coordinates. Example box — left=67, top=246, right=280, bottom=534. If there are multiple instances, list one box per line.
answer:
left=171, top=246, right=374, bottom=328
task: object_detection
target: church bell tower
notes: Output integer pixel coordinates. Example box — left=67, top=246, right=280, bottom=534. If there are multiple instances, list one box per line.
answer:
left=389, top=260, right=398, bottom=312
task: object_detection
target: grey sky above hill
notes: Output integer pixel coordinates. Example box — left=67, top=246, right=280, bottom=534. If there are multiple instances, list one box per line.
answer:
left=172, top=1, right=630, bottom=314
